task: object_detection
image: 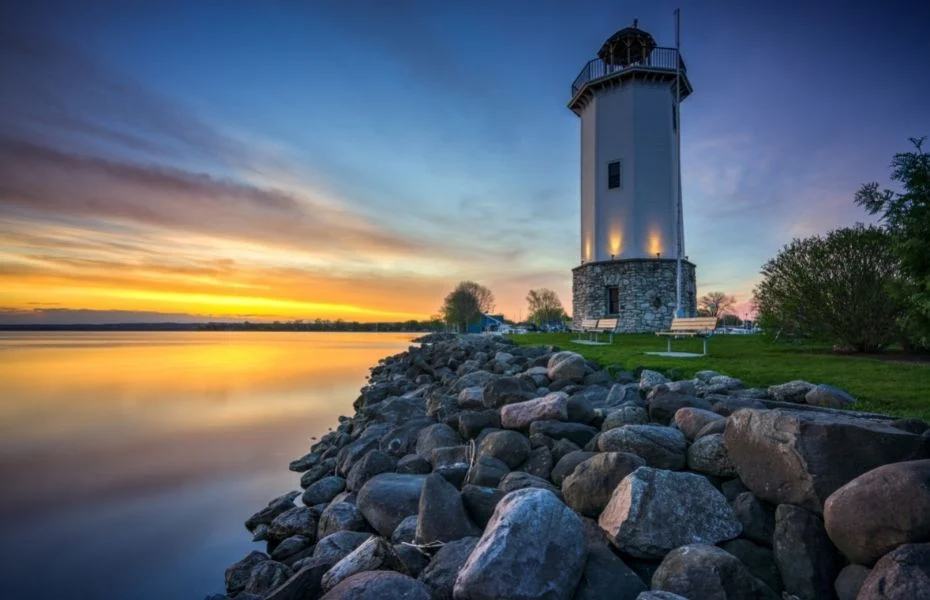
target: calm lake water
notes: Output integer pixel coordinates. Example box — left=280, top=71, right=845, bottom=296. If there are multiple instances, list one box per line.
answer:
left=0, top=331, right=418, bottom=600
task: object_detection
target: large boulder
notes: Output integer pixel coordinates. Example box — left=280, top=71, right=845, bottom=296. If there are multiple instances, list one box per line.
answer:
left=602, top=406, right=649, bottom=431
left=356, top=474, right=426, bottom=537
left=519, top=445, right=553, bottom=480
left=547, top=351, right=587, bottom=382
left=731, top=492, right=775, bottom=546
left=652, top=544, right=780, bottom=600
left=598, top=467, right=742, bottom=559
left=823, top=459, right=930, bottom=566
left=500, top=393, right=568, bottom=429
left=453, top=488, right=587, bottom=600
left=768, top=380, right=815, bottom=403
left=226, top=551, right=270, bottom=595
left=302, top=476, right=346, bottom=507
left=246, top=492, right=301, bottom=531
left=345, top=451, right=395, bottom=492
left=562, top=452, right=646, bottom=517
left=498, top=471, right=561, bottom=496
left=573, top=521, right=647, bottom=600
left=833, top=565, right=870, bottom=600
left=312, top=532, right=373, bottom=564
left=773, top=504, right=842, bottom=600
left=719, top=539, right=782, bottom=594
left=268, top=506, right=319, bottom=543
left=605, top=383, right=642, bottom=408
left=320, top=571, right=431, bottom=600
left=415, top=473, right=481, bottom=544
left=464, top=455, right=510, bottom=488
left=598, top=425, right=687, bottom=470
left=457, top=410, right=500, bottom=440
left=477, top=430, right=531, bottom=469
left=638, top=369, right=668, bottom=394
left=244, top=561, right=292, bottom=596
left=725, top=408, right=929, bottom=513
left=856, top=543, right=930, bottom=599
left=417, top=537, right=478, bottom=600
left=317, top=502, right=368, bottom=539
left=460, top=485, right=506, bottom=529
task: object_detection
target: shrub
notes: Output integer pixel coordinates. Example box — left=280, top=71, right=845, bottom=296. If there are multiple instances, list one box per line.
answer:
left=753, top=225, right=903, bottom=352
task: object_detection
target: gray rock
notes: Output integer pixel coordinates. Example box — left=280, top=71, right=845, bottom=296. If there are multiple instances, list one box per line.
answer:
left=394, top=543, right=430, bottom=578
left=635, top=593, right=689, bottom=600
left=317, top=502, right=368, bottom=539
left=268, top=506, right=319, bottom=543
left=246, top=491, right=301, bottom=531
left=606, top=383, right=642, bottom=408
left=805, top=384, right=855, bottom=408
left=477, top=430, right=530, bottom=469
left=345, top=451, right=395, bottom=492
left=457, top=386, right=485, bottom=409
left=598, top=425, right=687, bottom=470
left=390, top=515, right=418, bottom=544
left=731, top=492, right=775, bottom=546
left=312, top=531, right=373, bottom=564
left=290, top=452, right=321, bottom=472
left=768, top=380, right=815, bottom=403
left=529, top=421, right=599, bottom=447
left=457, top=410, right=501, bottom=439
left=638, top=369, right=669, bottom=394
left=271, top=535, right=313, bottom=563
left=501, top=393, right=568, bottom=429
left=598, top=467, right=742, bottom=559
left=264, top=559, right=330, bottom=600
left=418, top=537, right=478, bottom=600
left=320, top=536, right=407, bottom=592
left=356, top=474, right=426, bottom=537
left=602, top=406, right=649, bottom=431
left=302, top=476, right=347, bottom=507
left=719, top=538, right=782, bottom=594
left=518, top=445, right=553, bottom=480
left=774, top=504, right=841, bottom=600
left=467, top=454, right=509, bottom=486
left=834, top=564, right=870, bottom=600
left=396, top=454, right=431, bottom=475
left=674, top=407, right=724, bottom=441
left=687, top=433, right=736, bottom=477
left=725, top=408, right=930, bottom=513
left=562, top=452, right=646, bottom=517
left=416, top=424, right=462, bottom=461
left=244, top=561, right=292, bottom=596
left=498, top=471, right=561, bottom=496
left=824, top=459, right=930, bottom=566
left=856, top=543, right=930, bottom=599
left=652, top=544, right=779, bottom=599
left=648, top=388, right=713, bottom=424
left=460, top=484, right=506, bottom=528
left=695, top=418, right=727, bottom=439
left=453, top=370, right=494, bottom=393
left=453, top=488, right=587, bottom=600
left=320, top=570, right=431, bottom=600
left=416, top=472, right=480, bottom=544
left=567, top=392, right=600, bottom=424
left=484, top=376, right=534, bottom=408
left=550, top=437, right=582, bottom=463
left=550, top=450, right=596, bottom=486
left=336, top=437, right=380, bottom=477
left=573, top=533, right=647, bottom=600
left=547, top=351, right=587, bottom=382
left=721, top=478, right=750, bottom=502
left=380, top=418, right=433, bottom=458
left=301, top=459, right=338, bottom=489
left=225, top=551, right=269, bottom=595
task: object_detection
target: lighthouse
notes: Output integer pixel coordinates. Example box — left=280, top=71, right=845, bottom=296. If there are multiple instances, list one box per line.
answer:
left=569, top=19, right=697, bottom=333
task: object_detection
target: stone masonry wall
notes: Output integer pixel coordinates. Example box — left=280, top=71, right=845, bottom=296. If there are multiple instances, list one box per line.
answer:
left=572, top=259, right=697, bottom=333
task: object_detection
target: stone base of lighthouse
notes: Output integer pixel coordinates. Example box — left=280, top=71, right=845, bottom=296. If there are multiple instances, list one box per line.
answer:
left=572, top=258, right=697, bottom=333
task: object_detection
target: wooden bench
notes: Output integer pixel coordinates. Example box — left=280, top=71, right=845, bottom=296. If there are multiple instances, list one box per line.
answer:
left=572, top=318, right=600, bottom=341
left=593, top=317, right=619, bottom=343
left=655, top=317, right=718, bottom=355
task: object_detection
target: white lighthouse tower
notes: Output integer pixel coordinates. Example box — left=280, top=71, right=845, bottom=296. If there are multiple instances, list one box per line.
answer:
left=569, top=19, right=697, bottom=332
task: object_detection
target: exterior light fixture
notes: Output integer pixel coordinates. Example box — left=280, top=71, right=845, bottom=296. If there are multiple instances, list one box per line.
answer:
left=655, top=252, right=661, bottom=259
left=610, top=253, right=615, bottom=260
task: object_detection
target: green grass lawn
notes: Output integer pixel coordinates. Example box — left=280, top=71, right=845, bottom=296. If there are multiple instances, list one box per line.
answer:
left=510, top=333, right=930, bottom=421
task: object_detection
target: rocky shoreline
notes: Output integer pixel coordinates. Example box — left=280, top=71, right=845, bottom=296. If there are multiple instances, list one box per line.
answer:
left=210, top=333, right=930, bottom=600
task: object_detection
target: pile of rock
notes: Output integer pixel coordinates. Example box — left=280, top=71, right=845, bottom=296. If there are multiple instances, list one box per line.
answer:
left=211, top=335, right=930, bottom=600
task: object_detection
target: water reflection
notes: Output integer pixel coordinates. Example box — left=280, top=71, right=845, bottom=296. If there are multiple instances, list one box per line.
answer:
left=0, top=331, right=416, bottom=600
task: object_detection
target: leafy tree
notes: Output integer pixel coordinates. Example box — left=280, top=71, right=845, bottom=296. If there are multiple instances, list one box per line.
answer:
left=440, top=281, right=495, bottom=333
left=699, top=291, right=735, bottom=317
left=718, top=314, right=744, bottom=328
left=753, top=224, right=902, bottom=352
left=526, top=288, right=566, bottom=327
left=855, top=137, right=930, bottom=349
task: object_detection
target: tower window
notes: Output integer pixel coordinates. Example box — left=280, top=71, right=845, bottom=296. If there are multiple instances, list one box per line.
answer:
left=607, top=161, right=621, bottom=189
left=606, top=286, right=619, bottom=315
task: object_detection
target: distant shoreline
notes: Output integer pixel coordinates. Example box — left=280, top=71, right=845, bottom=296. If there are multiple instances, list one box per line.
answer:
left=0, top=323, right=440, bottom=333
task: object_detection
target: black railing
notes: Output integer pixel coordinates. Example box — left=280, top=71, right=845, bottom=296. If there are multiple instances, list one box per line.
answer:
left=571, top=47, right=685, bottom=98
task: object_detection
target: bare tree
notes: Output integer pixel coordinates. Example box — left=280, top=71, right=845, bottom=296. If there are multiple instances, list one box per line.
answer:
left=699, top=291, right=736, bottom=317
left=526, top=288, right=566, bottom=327
left=440, top=281, right=495, bottom=332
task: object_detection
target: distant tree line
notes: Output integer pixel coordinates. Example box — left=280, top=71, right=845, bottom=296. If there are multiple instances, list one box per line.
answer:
left=753, top=137, right=930, bottom=353
left=198, top=318, right=445, bottom=332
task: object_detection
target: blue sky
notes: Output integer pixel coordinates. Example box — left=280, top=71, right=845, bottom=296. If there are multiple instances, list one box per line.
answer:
left=1, top=0, right=928, bottom=322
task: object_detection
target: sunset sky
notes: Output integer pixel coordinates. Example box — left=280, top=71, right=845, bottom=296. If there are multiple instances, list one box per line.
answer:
left=1, top=0, right=928, bottom=324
